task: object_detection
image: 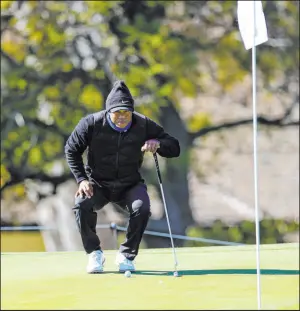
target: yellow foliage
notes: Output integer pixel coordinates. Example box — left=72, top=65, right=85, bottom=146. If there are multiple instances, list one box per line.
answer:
left=79, top=85, right=103, bottom=110
left=1, top=39, right=26, bottom=62
left=125, top=67, right=149, bottom=86
left=46, top=1, right=66, bottom=12
left=219, top=32, right=240, bottom=50
left=21, top=141, right=31, bottom=150
left=17, top=79, right=27, bottom=90
left=187, top=112, right=212, bottom=132
left=260, top=52, right=280, bottom=70
left=150, top=35, right=163, bottom=48
left=137, top=103, right=160, bottom=120
left=8, top=131, right=19, bottom=141
left=86, top=1, right=120, bottom=15
left=29, top=147, right=42, bottom=166
left=178, top=78, right=197, bottom=97
left=127, top=86, right=139, bottom=97
left=14, top=147, right=24, bottom=160
left=42, top=135, right=61, bottom=158
left=29, top=31, right=43, bottom=45
left=7, top=78, right=27, bottom=90
left=44, top=86, right=60, bottom=100
left=0, top=0, right=13, bottom=10
left=45, top=24, right=65, bottom=45
left=13, top=184, right=26, bottom=198
left=62, top=63, right=73, bottom=72
left=26, top=15, right=40, bottom=33
left=92, top=70, right=105, bottom=80
left=1, top=183, right=26, bottom=201
left=0, top=165, right=11, bottom=188
left=65, top=79, right=82, bottom=94
left=27, top=1, right=39, bottom=10
left=214, top=54, right=247, bottom=90
left=158, top=83, right=173, bottom=97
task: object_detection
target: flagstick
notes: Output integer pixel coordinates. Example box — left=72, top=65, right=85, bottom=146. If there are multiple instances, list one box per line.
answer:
left=252, top=1, right=262, bottom=310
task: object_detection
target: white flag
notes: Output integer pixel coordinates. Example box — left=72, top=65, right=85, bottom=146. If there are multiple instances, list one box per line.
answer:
left=237, top=1, right=268, bottom=50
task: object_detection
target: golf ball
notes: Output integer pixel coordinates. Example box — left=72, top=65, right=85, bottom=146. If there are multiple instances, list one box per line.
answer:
left=124, top=271, right=131, bottom=278
left=173, top=271, right=178, bottom=277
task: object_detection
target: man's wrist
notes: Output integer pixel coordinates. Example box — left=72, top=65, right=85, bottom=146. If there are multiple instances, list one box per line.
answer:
left=77, top=177, right=88, bottom=184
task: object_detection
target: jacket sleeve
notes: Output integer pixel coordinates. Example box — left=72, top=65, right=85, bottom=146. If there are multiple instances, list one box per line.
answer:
left=146, top=117, right=180, bottom=158
left=64, top=115, right=94, bottom=184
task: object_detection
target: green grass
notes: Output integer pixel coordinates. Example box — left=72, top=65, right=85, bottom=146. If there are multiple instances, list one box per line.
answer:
left=1, top=243, right=299, bottom=310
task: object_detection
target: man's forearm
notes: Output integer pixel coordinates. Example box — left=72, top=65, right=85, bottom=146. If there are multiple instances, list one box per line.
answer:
left=146, top=118, right=180, bottom=158
left=65, top=152, right=88, bottom=184
left=156, top=134, right=180, bottom=158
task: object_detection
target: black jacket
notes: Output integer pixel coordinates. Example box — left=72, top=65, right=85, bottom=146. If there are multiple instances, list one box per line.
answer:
left=65, top=111, right=180, bottom=192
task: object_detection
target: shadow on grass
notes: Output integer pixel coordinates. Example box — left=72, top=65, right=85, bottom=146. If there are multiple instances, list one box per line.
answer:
left=98, top=269, right=299, bottom=276
left=132, top=269, right=300, bottom=276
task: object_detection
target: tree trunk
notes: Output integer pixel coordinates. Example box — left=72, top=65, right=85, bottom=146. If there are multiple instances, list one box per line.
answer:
left=144, top=101, right=194, bottom=248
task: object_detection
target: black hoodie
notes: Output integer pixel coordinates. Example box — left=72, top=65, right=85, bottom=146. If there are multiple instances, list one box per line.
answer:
left=105, top=80, right=134, bottom=112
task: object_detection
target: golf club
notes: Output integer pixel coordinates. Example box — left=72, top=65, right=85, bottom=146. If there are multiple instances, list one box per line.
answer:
left=153, top=152, right=179, bottom=277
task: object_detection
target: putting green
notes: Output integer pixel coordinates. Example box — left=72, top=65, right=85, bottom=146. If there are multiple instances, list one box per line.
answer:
left=1, top=243, right=299, bottom=310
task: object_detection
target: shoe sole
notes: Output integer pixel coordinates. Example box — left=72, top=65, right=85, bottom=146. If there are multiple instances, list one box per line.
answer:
left=88, top=270, right=104, bottom=274
left=87, top=257, right=105, bottom=274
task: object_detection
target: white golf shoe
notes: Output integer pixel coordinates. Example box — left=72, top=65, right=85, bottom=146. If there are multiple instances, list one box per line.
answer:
left=86, top=250, right=105, bottom=273
left=115, top=252, right=135, bottom=272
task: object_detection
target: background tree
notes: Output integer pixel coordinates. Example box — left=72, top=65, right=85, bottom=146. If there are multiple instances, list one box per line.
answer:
left=1, top=1, right=298, bottom=246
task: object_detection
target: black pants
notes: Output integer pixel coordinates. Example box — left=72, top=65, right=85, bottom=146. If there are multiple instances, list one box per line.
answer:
left=72, top=182, right=151, bottom=261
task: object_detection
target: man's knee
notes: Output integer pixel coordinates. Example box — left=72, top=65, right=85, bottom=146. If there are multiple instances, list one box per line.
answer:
left=73, top=195, right=94, bottom=212
left=131, top=199, right=151, bottom=217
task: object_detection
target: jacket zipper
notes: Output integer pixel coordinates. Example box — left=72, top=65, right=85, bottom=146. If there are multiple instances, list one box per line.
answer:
left=115, top=132, right=122, bottom=178
left=112, top=132, right=122, bottom=194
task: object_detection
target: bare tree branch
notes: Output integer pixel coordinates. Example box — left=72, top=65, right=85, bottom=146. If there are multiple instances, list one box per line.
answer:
left=24, top=117, right=69, bottom=140
left=189, top=115, right=299, bottom=141
left=0, top=170, right=73, bottom=194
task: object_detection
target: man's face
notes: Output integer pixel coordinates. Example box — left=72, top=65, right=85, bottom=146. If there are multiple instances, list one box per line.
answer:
left=110, top=109, right=132, bottom=128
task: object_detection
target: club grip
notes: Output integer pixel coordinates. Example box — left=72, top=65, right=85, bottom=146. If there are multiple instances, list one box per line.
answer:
left=153, top=153, right=162, bottom=183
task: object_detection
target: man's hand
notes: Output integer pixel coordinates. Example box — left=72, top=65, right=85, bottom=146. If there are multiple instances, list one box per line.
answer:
left=141, top=139, right=160, bottom=153
left=75, top=180, right=93, bottom=199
